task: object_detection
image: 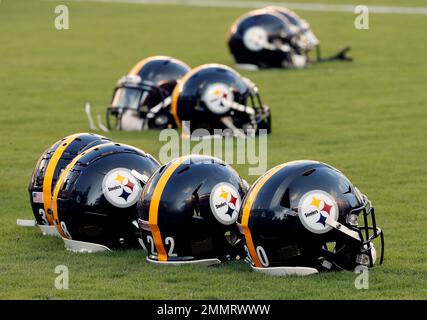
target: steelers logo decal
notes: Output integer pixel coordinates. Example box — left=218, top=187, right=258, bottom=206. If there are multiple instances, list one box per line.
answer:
left=210, top=182, right=241, bottom=225
left=102, top=168, right=142, bottom=208
left=202, top=83, right=234, bottom=115
left=298, top=190, right=339, bottom=234
left=243, top=26, right=268, bottom=52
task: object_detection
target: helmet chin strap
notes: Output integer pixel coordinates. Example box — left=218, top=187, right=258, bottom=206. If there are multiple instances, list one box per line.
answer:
left=146, top=96, right=172, bottom=119
left=326, top=216, right=362, bottom=241
left=130, top=169, right=149, bottom=184
left=230, top=101, right=255, bottom=115
left=219, top=117, right=248, bottom=139
left=314, top=45, right=353, bottom=63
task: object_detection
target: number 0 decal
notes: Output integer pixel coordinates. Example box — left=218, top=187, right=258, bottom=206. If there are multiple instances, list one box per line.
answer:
left=244, top=244, right=269, bottom=267
left=256, top=246, right=269, bottom=267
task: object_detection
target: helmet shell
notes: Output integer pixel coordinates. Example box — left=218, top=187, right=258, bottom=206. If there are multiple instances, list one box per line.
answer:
left=28, top=133, right=111, bottom=225
left=108, top=56, right=191, bottom=130
left=238, top=160, right=378, bottom=270
left=137, top=155, right=247, bottom=262
left=228, top=10, right=297, bottom=68
left=53, top=143, right=160, bottom=249
left=171, top=64, right=269, bottom=134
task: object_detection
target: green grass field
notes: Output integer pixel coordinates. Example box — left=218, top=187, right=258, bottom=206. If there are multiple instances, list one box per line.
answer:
left=1, top=0, right=427, bottom=299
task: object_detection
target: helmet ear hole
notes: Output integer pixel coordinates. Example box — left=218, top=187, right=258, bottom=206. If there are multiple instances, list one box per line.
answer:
left=324, top=242, right=337, bottom=252
left=224, top=230, right=239, bottom=245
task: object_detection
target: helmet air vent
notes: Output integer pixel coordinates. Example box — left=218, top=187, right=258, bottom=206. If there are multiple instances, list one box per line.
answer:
left=302, top=168, right=315, bottom=176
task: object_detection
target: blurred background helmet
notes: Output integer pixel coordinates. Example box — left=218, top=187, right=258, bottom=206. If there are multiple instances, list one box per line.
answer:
left=107, top=56, right=190, bottom=131
left=171, top=64, right=271, bottom=137
left=228, top=8, right=310, bottom=69
left=228, top=7, right=351, bottom=70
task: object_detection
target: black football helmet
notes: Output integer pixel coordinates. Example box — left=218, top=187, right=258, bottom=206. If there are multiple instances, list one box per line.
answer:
left=137, top=155, right=248, bottom=265
left=52, top=142, right=160, bottom=252
left=107, top=56, right=190, bottom=131
left=27, top=133, right=111, bottom=235
left=228, top=8, right=310, bottom=69
left=238, top=160, right=384, bottom=276
left=228, top=7, right=351, bottom=69
left=171, top=64, right=271, bottom=137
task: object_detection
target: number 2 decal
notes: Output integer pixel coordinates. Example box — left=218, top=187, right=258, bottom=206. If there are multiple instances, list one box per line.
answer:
left=146, top=235, right=157, bottom=255
left=165, top=237, right=177, bottom=257
left=146, top=235, right=177, bottom=257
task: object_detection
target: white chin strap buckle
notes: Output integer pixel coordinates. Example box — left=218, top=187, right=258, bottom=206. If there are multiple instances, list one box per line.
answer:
left=251, top=266, right=319, bottom=276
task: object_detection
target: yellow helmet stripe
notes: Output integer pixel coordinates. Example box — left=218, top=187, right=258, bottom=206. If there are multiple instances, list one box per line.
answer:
left=42, top=134, right=80, bottom=225
left=148, top=155, right=192, bottom=261
left=170, top=83, right=182, bottom=128
left=241, top=162, right=291, bottom=268
left=52, top=142, right=113, bottom=237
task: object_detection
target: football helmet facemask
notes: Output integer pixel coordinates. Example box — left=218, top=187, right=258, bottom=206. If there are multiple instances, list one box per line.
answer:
left=107, top=56, right=190, bottom=131
left=238, top=160, right=384, bottom=276
left=26, top=133, right=111, bottom=236
left=171, top=64, right=271, bottom=137
left=137, top=155, right=248, bottom=266
left=266, top=6, right=319, bottom=51
left=52, top=142, right=160, bottom=252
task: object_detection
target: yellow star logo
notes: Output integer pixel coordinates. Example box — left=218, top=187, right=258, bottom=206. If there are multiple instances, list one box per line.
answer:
left=214, top=89, right=221, bottom=96
left=219, top=188, right=229, bottom=201
left=310, top=196, right=321, bottom=208
left=115, top=174, right=126, bottom=184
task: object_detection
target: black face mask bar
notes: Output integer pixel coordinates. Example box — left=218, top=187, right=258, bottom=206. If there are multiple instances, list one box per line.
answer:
left=319, top=195, right=384, bottom=271
left=245, top=90, right=271, bottom=134
left=353, top=196, right=385, bottom=267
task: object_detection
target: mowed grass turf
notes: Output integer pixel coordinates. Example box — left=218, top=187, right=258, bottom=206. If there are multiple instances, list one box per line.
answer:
left=0, top=0, right=426, bottom=299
